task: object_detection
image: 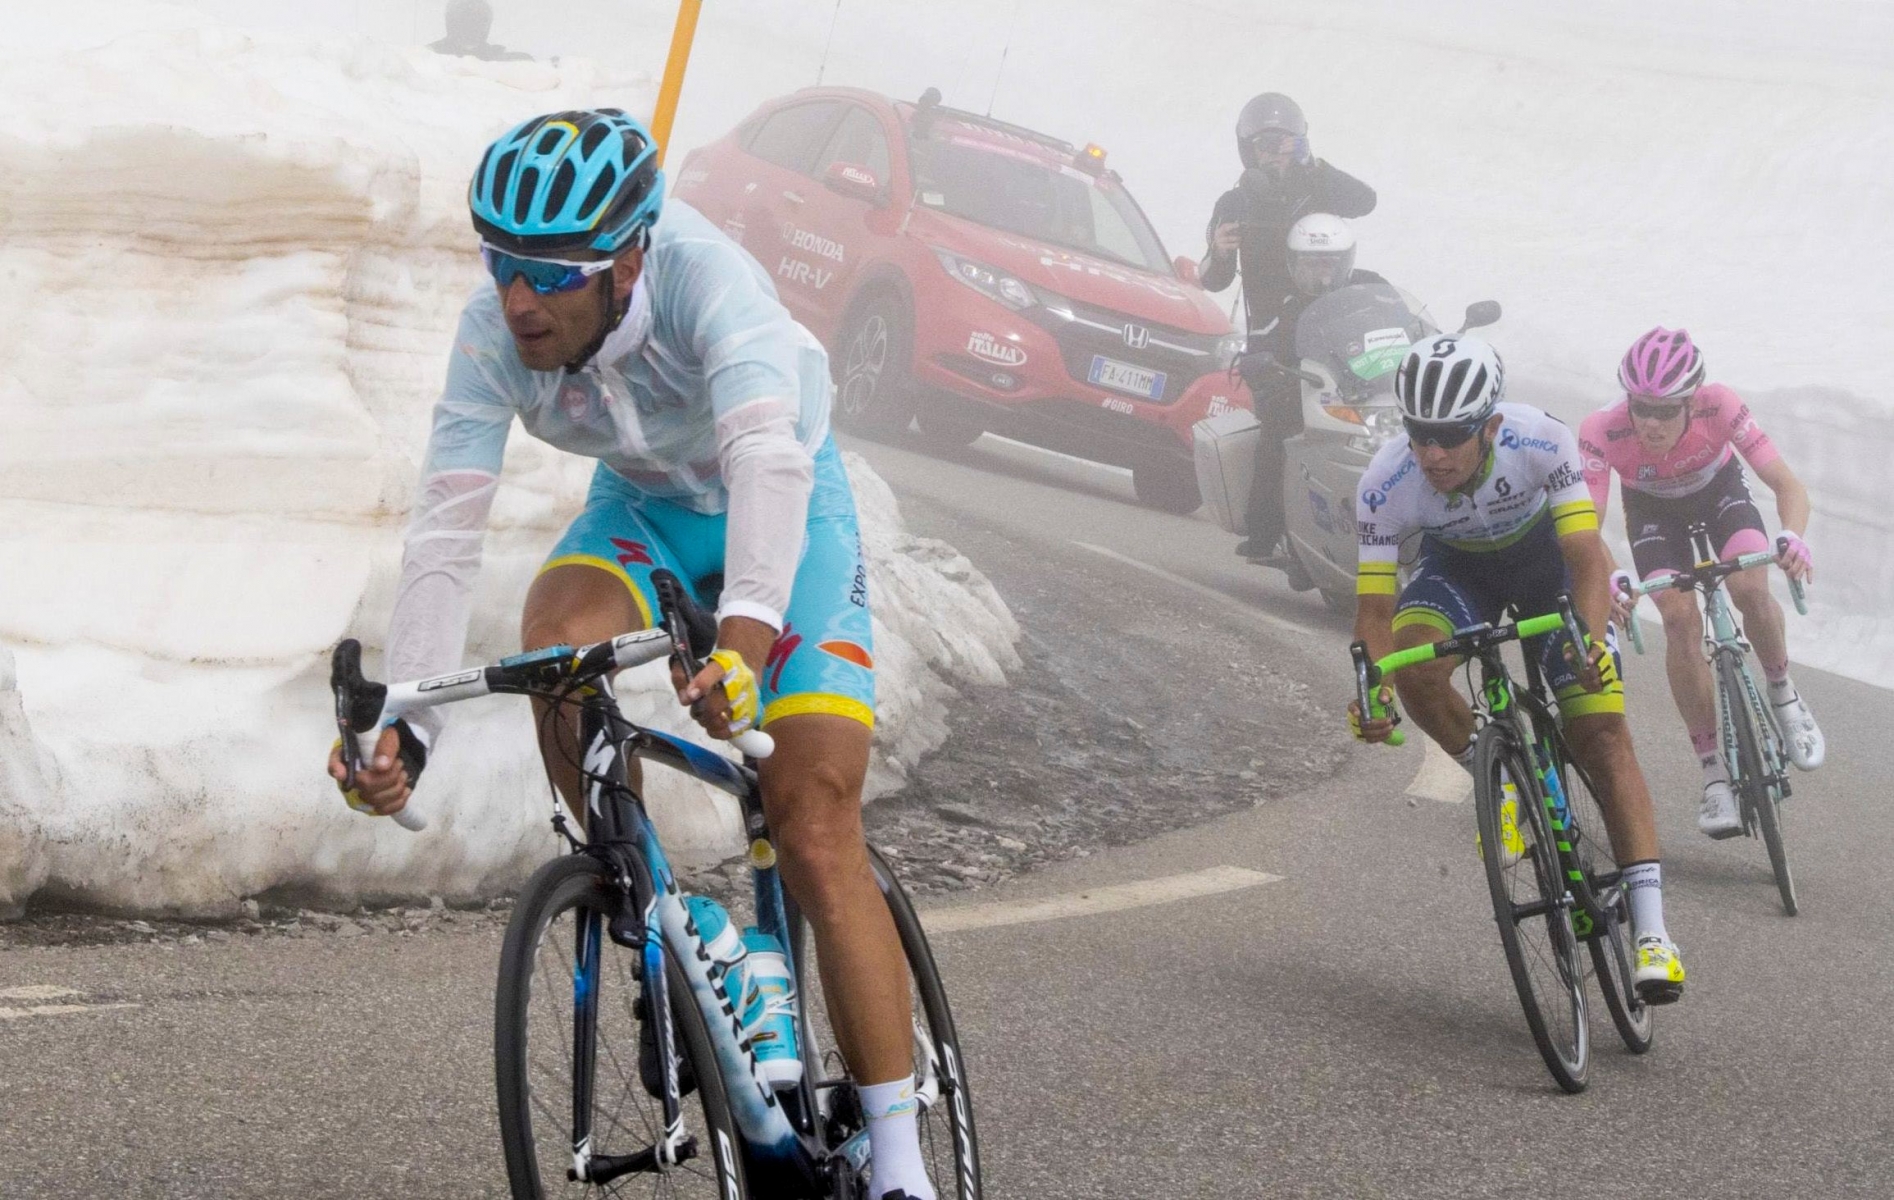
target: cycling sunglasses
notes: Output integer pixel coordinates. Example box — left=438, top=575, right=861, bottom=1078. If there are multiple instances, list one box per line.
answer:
left=1404, top=417, right=1484, bottom=449
left=1628, top=397, right=1688, bottom=421
left=481, top=244, right=616, bottom=295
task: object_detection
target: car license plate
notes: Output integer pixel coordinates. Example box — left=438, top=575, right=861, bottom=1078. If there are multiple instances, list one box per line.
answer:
left=1088, top=355, right=1166, bottom=401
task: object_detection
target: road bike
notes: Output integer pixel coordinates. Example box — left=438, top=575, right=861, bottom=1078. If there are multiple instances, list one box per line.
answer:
left=1351, top=595, right=1651, bottom=1093
left=332, top=570, right=981, bottom=1198
left=1621, top=526, right=1808, bottom=916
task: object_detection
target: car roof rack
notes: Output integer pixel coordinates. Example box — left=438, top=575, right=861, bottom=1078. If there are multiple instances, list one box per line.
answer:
left=910, top=86, right=1076, bottom=156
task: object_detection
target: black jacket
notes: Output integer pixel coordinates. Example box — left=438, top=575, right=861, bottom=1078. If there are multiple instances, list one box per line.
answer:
left=1200, top=160, right=1376, bottom=340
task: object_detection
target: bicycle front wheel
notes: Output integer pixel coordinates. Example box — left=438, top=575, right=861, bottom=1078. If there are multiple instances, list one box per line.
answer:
left=1720, top=653, right=1797, bottom=915
left=1475, top=726, right=1589, bottom=1092
left=495, top=854, right=749, bottom=1199
left=788, top=845, right=982, bottom=1200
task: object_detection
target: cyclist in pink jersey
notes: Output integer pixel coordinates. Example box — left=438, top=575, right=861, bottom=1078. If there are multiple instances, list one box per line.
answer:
left=1578, top=327, right=1823, bottom=838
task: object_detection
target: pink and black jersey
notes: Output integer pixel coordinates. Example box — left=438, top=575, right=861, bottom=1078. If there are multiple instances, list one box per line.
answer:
left=1578, top=382, right=1779, bottom=515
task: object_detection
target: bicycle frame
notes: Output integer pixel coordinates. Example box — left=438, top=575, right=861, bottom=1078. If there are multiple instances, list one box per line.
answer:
left=564, top=679, right=843, bottom=1194
left=332, top=630, right=855, bottom=1195
left=1624, top=526, right=1806, bottom=811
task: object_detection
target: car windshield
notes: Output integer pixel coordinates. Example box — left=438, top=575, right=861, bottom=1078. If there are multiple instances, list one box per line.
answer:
left=909, top=135, right=1171, bottom=274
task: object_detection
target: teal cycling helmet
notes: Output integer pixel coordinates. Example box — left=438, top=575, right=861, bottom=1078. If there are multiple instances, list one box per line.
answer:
left=470, top=109, right=664, bottom=255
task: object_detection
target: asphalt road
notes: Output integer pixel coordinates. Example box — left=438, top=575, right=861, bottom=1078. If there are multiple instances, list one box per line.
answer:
left=2, top=431, right=1888, bottom=1198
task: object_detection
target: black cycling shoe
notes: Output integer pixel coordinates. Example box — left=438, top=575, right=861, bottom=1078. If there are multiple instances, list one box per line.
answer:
left=636, top=989, right=698, bottom=1099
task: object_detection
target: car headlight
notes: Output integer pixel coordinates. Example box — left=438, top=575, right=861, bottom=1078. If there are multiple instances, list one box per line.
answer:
left=1348, top=405, right=1406, bottom=452
left=1215, top=333, right=1247, bottom=371
left=933, top=248, right=1036, bottom=311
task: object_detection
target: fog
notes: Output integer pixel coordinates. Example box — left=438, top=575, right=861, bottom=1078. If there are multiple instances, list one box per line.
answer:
left=3, top=0, right=1889, bottom=913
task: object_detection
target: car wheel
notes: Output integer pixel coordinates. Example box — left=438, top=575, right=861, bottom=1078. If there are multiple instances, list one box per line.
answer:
left=1132, top=459, right=1202, bottom=514
left=913, top=395, right=986, bottom=449
left=834, top=294, right=917, bottom=437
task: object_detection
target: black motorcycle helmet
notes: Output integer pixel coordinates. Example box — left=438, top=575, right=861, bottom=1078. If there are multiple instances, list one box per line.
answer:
left=1236, top=92, right=1309, bottom=169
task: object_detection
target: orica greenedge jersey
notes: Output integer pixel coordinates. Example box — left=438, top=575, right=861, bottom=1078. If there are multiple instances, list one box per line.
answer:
left=385, top=200, right=832, bottom=731
left=1354, top=402, right=1600, bottom=598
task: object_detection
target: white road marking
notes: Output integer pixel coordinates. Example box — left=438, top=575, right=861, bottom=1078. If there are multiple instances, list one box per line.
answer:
left=0, top=985, right=84, bottom=1002
left=1070, top=541, right=1317, bottom=637
left=0, top=985, right=140, bottom=1021
left=1407, top=736, right=1472, bottom=804
left=0, top=1003, right=141, bottom=1022
left=921, top=865, right=1282, bottom=933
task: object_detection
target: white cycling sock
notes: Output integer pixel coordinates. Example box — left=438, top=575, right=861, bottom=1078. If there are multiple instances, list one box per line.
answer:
left=859, top=1076, right=936, bottom=1200
left=1768, top=676, right=1798, bottom=707
left=1622, top=860, right=1669, bottom=943
left=1452, top=741, right=1477, bottom=774
left=1699, top=753, right=1729, bottom=786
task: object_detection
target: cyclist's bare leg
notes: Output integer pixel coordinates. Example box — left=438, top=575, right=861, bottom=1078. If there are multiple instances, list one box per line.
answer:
left=520, top=563, right=646, bottom=816
left=1564, top=711, right=1661, bottom=863
left=1651, top=586, right=1716, bottom=737
left=759, top=713, right=913, bottom=1084
left=1727, top=565, right=1789, bottom=673
left=1388, top=623, right=1477, bottom=754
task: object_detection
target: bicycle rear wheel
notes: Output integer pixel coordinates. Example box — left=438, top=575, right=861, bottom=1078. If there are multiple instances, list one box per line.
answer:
left=1720, top=653, right=1797, bottom=916
left=1475, top=726, right=1590, bottom=1092
left=1546, top=731, right=1653, bottom=1054
left=788, top=845, right=982, bottom=1199
left=496, top=854, right=748, bottom=1199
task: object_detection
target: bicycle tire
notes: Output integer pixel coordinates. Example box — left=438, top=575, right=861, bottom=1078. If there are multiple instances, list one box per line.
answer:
left=1474, top=724, right=1590, bottom=1093
left=496, top=854, right=749, bottom=1199
left=787, top=846, right=983, bottom=1199
left=1720, top=653, right=1798, bottom=916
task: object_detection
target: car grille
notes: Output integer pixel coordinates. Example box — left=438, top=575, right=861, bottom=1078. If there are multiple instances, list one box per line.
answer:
left=1025, top=296, right=1223, bottom=405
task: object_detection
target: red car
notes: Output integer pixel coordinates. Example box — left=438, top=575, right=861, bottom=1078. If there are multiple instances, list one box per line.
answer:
left=674, top=87, right=1249, bottom=512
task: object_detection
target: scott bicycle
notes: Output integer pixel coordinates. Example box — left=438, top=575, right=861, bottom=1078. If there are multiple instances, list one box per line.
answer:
left=1351, top=595, right=1651, bottom=1093
left=1623, top=525, right=1808, bottom=916
left=332, top=570, right=980, bottom=1198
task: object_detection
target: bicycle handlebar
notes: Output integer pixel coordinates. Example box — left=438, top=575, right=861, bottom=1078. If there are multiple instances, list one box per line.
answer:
left=1350, top=596, right=1586, bottom=751
left=1619, top=536, right=1809, bottom=656
left=331, top=620, right=775, bottom=830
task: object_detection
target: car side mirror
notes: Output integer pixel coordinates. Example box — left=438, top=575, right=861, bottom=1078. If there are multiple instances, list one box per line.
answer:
left=822, top=160, right=885, bottom=205
left=1458, top=300, right=1502, bottom=332
left=1173, top=255, right=1201, bottom=286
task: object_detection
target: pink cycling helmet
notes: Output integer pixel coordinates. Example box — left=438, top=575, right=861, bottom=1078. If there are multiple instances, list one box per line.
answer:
left=1618, top=326, right=1705, bottom=399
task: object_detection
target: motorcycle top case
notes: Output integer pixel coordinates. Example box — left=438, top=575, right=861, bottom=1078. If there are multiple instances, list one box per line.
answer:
left=1192, top=409, right=1261, bottom=536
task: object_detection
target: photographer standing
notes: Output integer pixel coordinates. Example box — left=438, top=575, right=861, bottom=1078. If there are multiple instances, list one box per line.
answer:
left=1201, top=93, right=1376, bottom=563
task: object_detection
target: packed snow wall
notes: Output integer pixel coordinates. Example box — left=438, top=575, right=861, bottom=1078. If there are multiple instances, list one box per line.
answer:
left=0, top=6, right=1019, bottom=915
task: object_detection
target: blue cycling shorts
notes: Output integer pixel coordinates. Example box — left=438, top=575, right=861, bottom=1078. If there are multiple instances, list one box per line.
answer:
left=539, top=437, right=875, bottom=730
left=1392, top=513, right=1624, bottom=719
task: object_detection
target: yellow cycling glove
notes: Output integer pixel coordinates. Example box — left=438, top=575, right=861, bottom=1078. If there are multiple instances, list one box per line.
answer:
left=707, top=648, right=760, bottom=735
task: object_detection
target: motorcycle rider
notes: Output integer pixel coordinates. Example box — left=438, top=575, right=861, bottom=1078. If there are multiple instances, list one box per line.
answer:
left=1234, top=213, right=1383, bottom=582
left=1198, top=93, right=1377, bottom=563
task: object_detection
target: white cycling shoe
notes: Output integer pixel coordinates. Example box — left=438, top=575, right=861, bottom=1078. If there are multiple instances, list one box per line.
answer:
left=1774, top=694, right=1826, bottom=771
left=1698, top=780, right=1742, bottom=840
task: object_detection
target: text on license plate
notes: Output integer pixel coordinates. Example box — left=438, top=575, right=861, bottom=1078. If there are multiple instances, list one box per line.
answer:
left=1088, top=355, right=1166, bottom=400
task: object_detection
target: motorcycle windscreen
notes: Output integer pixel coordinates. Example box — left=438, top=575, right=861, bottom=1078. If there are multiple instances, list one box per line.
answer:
left=1294, top=283, right=1430, bottom=402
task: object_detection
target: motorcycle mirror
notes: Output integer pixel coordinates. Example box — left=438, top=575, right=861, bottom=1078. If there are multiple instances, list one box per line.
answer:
left=1457, top=300, right=1502, bottom=333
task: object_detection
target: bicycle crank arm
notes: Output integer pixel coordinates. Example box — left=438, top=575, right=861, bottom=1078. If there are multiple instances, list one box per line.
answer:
left=574, top=1137, right=698, bottom=1184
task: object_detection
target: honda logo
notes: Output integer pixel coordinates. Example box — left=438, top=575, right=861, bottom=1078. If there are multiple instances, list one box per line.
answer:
left=1122, top=323, right=1150, bottom=350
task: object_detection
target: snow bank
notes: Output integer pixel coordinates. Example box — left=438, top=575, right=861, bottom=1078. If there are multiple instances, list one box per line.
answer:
left=0, top=5, right=1017, bottom=914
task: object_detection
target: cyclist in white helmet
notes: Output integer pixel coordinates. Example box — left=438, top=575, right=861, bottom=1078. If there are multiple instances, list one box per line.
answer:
left=1348, top=334, right=1688, bottom=1003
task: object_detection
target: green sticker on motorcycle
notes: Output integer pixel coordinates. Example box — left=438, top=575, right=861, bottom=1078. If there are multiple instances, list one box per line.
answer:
left=1348, top=344, right=1409, bottom=381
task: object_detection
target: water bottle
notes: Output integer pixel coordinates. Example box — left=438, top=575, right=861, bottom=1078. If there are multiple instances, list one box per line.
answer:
left=683, top=895, right=753, bottom=1014
left=739, top=927, right=803, bottom=1091
left=1542, top=762, right=1573, bottom=834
